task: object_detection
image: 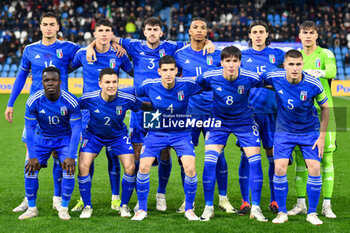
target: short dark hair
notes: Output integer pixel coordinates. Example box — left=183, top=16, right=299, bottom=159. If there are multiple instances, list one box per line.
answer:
left=42, top=66, right=60, bottom=79
left=159, top=55, right=176, bottom=68
left=190, top=17, right=208, bottom=28
left=95, top=18, right=113, bottom=30
left=99, top=68, right=118, bottom=80
left=284, top=49, right=303, bottom=60
left=299, top=20, right=318, bottom=32
left=143, top=17, right=162, bottom=29
left=40, top=12, right=59, bottom=24
left=221, top=46, right=241, bottom=61
left=248, top=20, right=271, bottom=47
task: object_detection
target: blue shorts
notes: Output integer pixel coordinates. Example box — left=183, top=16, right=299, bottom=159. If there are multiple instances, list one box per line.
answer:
left=191, top=115, right=210, bottom=146
left=141, top=131, right=195, bottom=159
left=253, top=113, right=276, bottom=149
left=80, top=130, right=134, bottom=156
left=34, top=136, right=72, bottom=165
left=129, top=111, right=148, bottom=144
left=205, top=121, right=261, bottom=148
left=274, top=132, right=321, bottom=162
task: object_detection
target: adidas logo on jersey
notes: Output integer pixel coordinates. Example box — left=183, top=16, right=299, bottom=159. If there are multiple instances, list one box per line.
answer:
left=35, top=54, right=40, bottom=59
left=129, top=146, right=133, bottom=150
left=278, top=90, right=284, bottom=94
left=246, top=58, right=252, bottom=62
left=140, top=52, right=145, bottom=55
left=94, top=109, right=100, bottom=113
left=185, top=59, right=190, bottom=63
left=256, top=138, right=260, bottom=142
left=156, top=96, right=162, bottom=100
left=216, top=87, right=222, bottom=91
left=39, top=109, right=45, bottom=114
left=88, top=62, right=94, bottom=65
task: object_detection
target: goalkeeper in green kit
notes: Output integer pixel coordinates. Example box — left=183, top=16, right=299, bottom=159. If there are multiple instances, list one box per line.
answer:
left=287, top=21, right=337, bottom=218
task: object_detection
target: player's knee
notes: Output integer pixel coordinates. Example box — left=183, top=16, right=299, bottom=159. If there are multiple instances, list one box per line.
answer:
left=274, top=163, right=287, bottom=176
left=124, top=163, right=135, bottom=175
left=183, top=165, right=196, bottom=177
left=307, top=163, right=321, bottom=176
left=139, top=164, right=151, bottom=174
left=78, top=162, right=91, bottom=176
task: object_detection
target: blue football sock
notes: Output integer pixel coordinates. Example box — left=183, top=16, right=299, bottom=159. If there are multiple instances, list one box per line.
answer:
left=248, top=154, right=263, bottom=206
left=89, top=161, right=95, bottom=178
left=216, top=150, right=228, bottom=196
left=136, top=172, right=150, bottom=211
left=239, top=150, right=250, bottom=204
left=53, top=157, right=62, bottom=197
left=273, top=174, right=288, bottom=213
left=307, top=175, right=322, bottom=214
left=203, top=150, right=219, bottom=206
left=157, top=158, right=172, bottom=194
left=184, top=174, right=198, bottom=211
left=121, top=174, right=136, bottom=206
left=106, top=149, right=121, bottom=196
left=61, top=170, right=75, bottom=208
left=267, top=156, right=276, bottom=203
left=25, top=171, right=39, bottom=208
left=78, top=175, right=92, bottom=207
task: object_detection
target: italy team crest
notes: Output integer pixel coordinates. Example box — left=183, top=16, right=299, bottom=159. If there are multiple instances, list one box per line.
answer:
left=207, top=56, right=213, bottom=65
left=116, top=106, right=123, bottom=115
left=60, top=106, right=67, bottom=116
left=269, top=54, right=275, bottom=64
left=238, top=85, right=244, bottom=94
left=300, top=91, right=307, bottom=101
left=56, top=49, right=63, bottom=58
left=110, top=59, right=116, bottom=68
left=178, top=91, right=184, bottom=101
left=159, top=49, right=165, bottom=58
left=315, top=58, right=321, bottom=68
left=82, top=139, right=88, bottom=148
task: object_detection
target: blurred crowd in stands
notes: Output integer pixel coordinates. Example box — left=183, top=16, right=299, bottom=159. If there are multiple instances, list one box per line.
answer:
left=0, top=0, right=350, bottom=78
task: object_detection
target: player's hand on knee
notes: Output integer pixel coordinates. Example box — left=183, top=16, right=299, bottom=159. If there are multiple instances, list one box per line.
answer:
left=63, top=158, right=76, bottom=176
left=5, top=106, right=14, bottom=123
left=25, top=158, right=40, bottom=176
left=312, top=137, right=325, bottom=158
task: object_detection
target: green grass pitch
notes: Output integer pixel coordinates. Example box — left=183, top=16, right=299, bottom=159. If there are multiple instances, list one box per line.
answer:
left=0, top=94, right=349, bottom=233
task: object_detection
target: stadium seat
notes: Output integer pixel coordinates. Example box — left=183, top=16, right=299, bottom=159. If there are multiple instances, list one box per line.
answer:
left=334, top=47, right=341, bottom=54
left=3, top=64, right=10, bottom=72
left=338, top=68, right=344, bottom=75
left=5, top=57, right=11, bottom=64
left=336, top=60, right=344, bottom=68
left=8, top=71, right=15, bottom=77
left=345, top=67, right=350, bottom=74
left=335, top=53, right=342, bottom=60
left=10, top=64, right=17, bottom=71
left=341, top=47, right=348, bottom=54
left=1, top=71, right=8, bottom=77
left=0, top=64, right=2, bottom=71
left=338, top=74, right=345, bottom=80
left=69, top=72, right=75, bottom=78
left=267, top=14, right=274, bottom=22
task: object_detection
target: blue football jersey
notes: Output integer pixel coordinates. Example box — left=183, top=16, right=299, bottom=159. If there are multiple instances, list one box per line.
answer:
left=24, top=89, right=81, bottom=138
left=241, top=47, right=284, bottom=114
left=80, top=90, right=142, bottom=139
left=196, top=68, right=263, bottom=126
left=21, top=40, right=80, bottom=95
left=136, top=77, right=202, bottom=131
left=119, top=39, right=186, bottom=88
left=71, top=47, right=133, bottom=93
left=262, top=70, right=328, bottom=133
left=174, top=44, right=221, bottom=115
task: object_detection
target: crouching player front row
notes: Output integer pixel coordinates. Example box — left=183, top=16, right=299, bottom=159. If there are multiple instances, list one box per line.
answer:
left=77, top=68, right=151, bottom=219
left=263, top=50, right=329, bottom=225
left=20, top=66, right=82, bottom=220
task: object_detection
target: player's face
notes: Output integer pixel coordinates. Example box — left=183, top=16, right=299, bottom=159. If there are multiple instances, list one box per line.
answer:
left=94, top=25, right=113, bottom=46
left=158, top=63, right=178, bottom=86
left=99, top=74, right=119, bottom=96
left=143, top=25, right=163, bottom=45
left=249, top=25, right=268, bottom=47
left=299, top=28, right=318, bottom=48
left=221, top=56, right=241, bottom=77
left=283, top=56, right=304, bottom=82
left=40, top=17, right=59, bottom=39
left=189, top=20, right=207, bottom=42
left=42, top=72, right=61, bottom=96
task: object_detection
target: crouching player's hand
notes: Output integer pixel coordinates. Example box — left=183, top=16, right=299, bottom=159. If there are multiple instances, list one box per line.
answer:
left=25, top=158, right=40, bottom=176
left=62, top=158, right=76, bottom=176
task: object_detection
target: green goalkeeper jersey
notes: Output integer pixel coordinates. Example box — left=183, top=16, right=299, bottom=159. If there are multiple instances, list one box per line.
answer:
left=301, top=46, right=337, bottom=119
